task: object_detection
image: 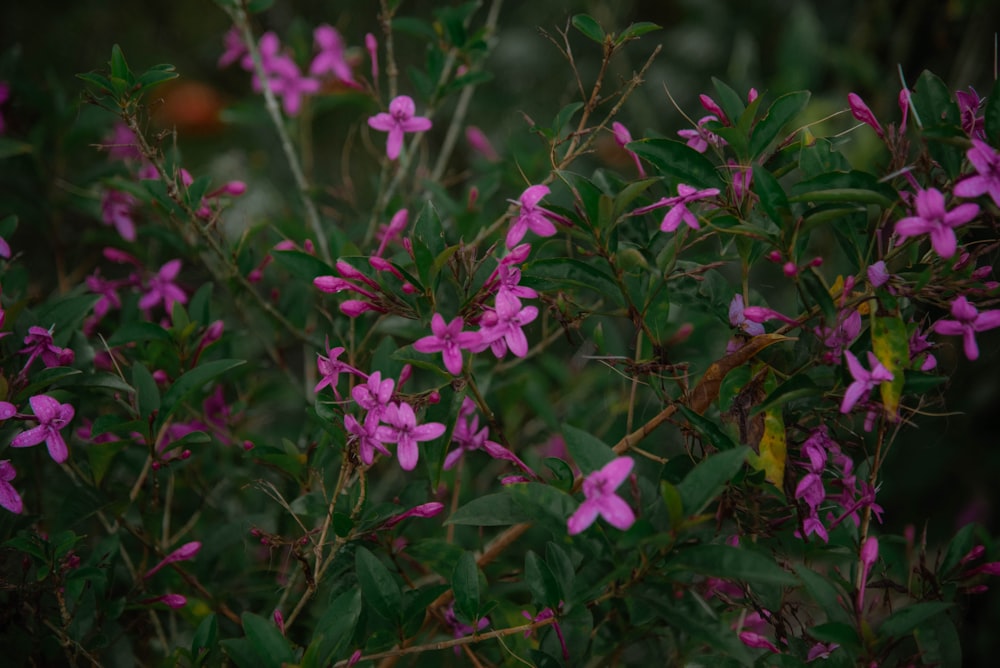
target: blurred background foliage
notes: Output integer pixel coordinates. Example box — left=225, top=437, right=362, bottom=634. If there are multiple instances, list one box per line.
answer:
left=3, top=0, right=1000, bottom=662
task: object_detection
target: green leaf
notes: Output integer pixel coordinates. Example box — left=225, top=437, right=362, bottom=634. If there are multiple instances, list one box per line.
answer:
left=751, top=372, right=823, bottom=415
left=678, top=405, right=738, bottom=451
left=136, top=66, right=179, bottom=91
left=355, top=546, right=402, bottom=623
left=451, top=551, right=481, bottom=621
left=675, top=446, right=749, bottom=515
left=545, top=542, right=575, bottom=605
left=220, top=638, right=259, bottom=668
left=107, top=321, right=172, bottom=346
left=525, top=551, right=562, bottom=609
left=571, top=14, right=605, bottom=43
left=0, top=137, right=33, bottom=160
left=627, top=138, right=724, bottom=190
left=241, top=612, right=295, bottom=667
left=553, top=102, right=584, bottom=137
left=562, top=424, right=614, bottom=473
left=158, top=359, right=245, bottom=426
left=914, top=611, right=962, bottom=667
left=272, top=250, right=335, bottom=282
left=613, top=177, right=662, bottom=218
left=788, top=188, right=894, bottom=208
left=615, top=21, right=661, bottom=44
left=872, top=314, right=908, bottom=418
left=191, top=614, right=218, bottom=662
left=752, top=164, right=789, bottom=223
left=18, top=366, right=82, bottom=398
left=447, top=490, right=532, bottom=526
left=794, top=564, right=852, bottom=625
left=131, top=363, right=160, bottom=419
left=750, top=91, right=810, bottom=157
left=508, top=483, right=576, bottom=535
left=109, top=44, right=131, bottom=83
left=525, top=258, right=621, bottom=304
left=671, top=544, right=798, bottom=586
left=76, top=71, right=114, bottom=94
left=809, top=622, right=860, bottom=650
left=800, top=268, right=837, bottom=324
left=87, top=440, right=128, bottom=486
left=304, top=589, right=361, bottom=668
left=879, top=602, right=953, bottom=640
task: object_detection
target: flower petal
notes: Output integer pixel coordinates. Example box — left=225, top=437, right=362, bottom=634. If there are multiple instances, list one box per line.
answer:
left=567, top=500, right=600, bottom=535
left=597, top=494, right=636, bottom=530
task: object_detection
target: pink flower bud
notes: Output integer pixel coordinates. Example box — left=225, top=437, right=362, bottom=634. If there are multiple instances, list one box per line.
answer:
left=783, top=262, right=798, bottom=277
left=465, top=126, right=499, bottom=161
left=274, top=240, right=296, bottom=252
left=766, top=250, right=782, bottom=263
left=848, top=93, right=884, bottom=138
left=340, top=300, right=380, bottom=318
left=103, top=247, right=142, bottom=266
left=402, top=282, right=417, bottom=294
left=427, top=390, right=441, bottom=404
left=203, top=320, right=224, bottom=345
left=273, top=609, right=285, bottom=634
left=365, top=33, right=378, bottom=81
left=738, top=631, right=779, bottom=653
left=303, top=239, right=315, bottom=254
left=467, top=186, right=479, bottom=210
left=243, top=440, right=254, bottom=451
left=248, top=268, right=263, bottom=283
left=144, top=541, right=201, bottom=578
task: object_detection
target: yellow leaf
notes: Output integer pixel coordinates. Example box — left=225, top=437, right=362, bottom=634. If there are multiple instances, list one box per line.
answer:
left=871, top=314, right=908, bottom=420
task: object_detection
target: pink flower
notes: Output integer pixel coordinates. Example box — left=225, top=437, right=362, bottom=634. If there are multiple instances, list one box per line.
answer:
left=954, top=139, right=1000, bottom=208
left=632, top=183, right=720, bottom=232
left=21, top=326, right=75, bottom=369
left=142, top=593, right=187, bottom=609
left=140, top=259, right=187, bottom=315
left=0, top=460, right=23, bottom=514
left=310, top=25, right=357, bottom=86
left=101, top=189, right=138, bottom=241
left=218, top=26, right=248, bottom=69
left=847, top=92, right=884, bottom=138
left=465, top=126, right=499, bottom=161
left=506, top=185, right=568, bottom=248
left=677, top=115, right=725, bottom=153
left=383, top=501, right=445, bottom=528
left=932, top=296, right=1000, bottom=361
left=894, top=188, right=979, bottom=258
left=315, top=344, right=358, bottom=396
left=567, top=457, right=635, bottom=535
left=739, top=631, right=779, bottom=653
left=365, top=33, right=378, bottom=81
left=377, top=401, right=445, bottom=471
left=867, top=261, right=890, bottom=287
left=144, top=541, right=201, bottom=578
left=413, top=314, right=482, bottom=375
left=10, top=395, right=75, bottom=463
left=840, top=351, right=893, bottom=414
left=367, top=95, right=432, bottom=160
left=479, top=292, right=538, bottom=358
left=611, top=121, right=645, bottom=176
left=0, top=81, right=9, bottom=135
left=345, top=412, right=392, bottom=465
left=351, top=371, right=395, bottom=418
left=729, top=294, right=765, bottom=337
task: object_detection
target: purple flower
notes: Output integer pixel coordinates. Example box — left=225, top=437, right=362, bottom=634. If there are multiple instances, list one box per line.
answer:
left=101, top=188, right=138, bottom=241
left=867, top=261, right=890, bottom=288
left=847, top=93, right=884, bottom=138
left=632, top=183, right=720, bottom=232
left=840, top=351, right=893, bottom=414
left=677, top=115, right=725, bottom=153
left=10, top=395, right=75, bottom=463
left=218, top=27, right=248, bottom=69
left=315, top=344, right=358, bottom=396
left=377, top=401, right=445, bottom=471
left=814, top=309, right=862, bottom=364
left=954, top=139, right=1000, bottom=208
left=567, top=457, right=635, bottom=535
left=383, top=501, right=445, bottom=528
left=729, top=294, right=765, bottom=337
left=466, top=126, right=499, bottom=161
left=612, top=121, right=645, bottom=176
left=309, top=25, right=357, bottom=86
left=142, top=593, right=188, bottom=609
left=351, top=371, right=395, bottom=418
left=0, top=460, right=23, bottom=514
left=412, top=314, right=482, bottom=375
left=21, top=326, right=75, bottom=369
left=140, top=259, right=187, bottom=315
left=480, top=292, right=538, bottom=358
left=894, top=188, right=979, bottom=258
left=345, top=412, right=392, bottom=466
left=367, top=95, right=432, bottom=160
left=145, top=541, right=201, bottom=578
left=506, top=185, right=568, bottom=248
left=493, top=264, right=537, bottom=301
left=738, top=631, right=779, bottom=653
left=932, top=296, right=1000, bottom=361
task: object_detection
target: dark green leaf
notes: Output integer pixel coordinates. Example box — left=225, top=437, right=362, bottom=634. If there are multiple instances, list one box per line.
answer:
left=304, top=589, right=361, bottom=668
left=241, top=612, right=295, bottom=667
left=553, top=102, right=584, bottom=137
left=628, top=138, right=724, bottom=190
left=526, top=258, right=620, bottom=303
left=671, top=544, right=798, bottom=586
left=131, top=363, right=160, bottom=419
left=220, top=638, right=259, bottom=668
left=562, top=424, right=614, bottom=473
left=711, top=78, right=746, bottom=124
left=107, top=321, right=172, bottom=346
left=794, top=564, right=851, bottom=625
left=447, top=490, right=532, bottom=526
left=613, top=177, right=662, bottom=218
left=676, top=446, right=749, bottom=515
left=751, top=373, right=823, bottom=415
left=809, top=622, right=860, bottom=650
left=355, top=546, right=402, bottom=623
left=615, top=21, right=661, bottom=44
left=545, top=542, right=575, bottom=606
left=880, top=602, right=952, bottom=639
left=800, top=268, right=837, bottom=323
left=452, top=551, right=480, bottom=621
left=571, top=14, right=605, bottom=43
left=0, top=137, right=33, bottom=160
left=750, top=91, right=810, bottom=157
left=525, top=551, right=562, bottom=609
left=109, top=44, right=131, bottom=83
left=752, top=164, right=789, bottom=223
left=158, top=359, right=245, bottom=426
left=985, top=81, right=1000, bottom=145
left=191, top=614, right=218, bottom=660
left=914, top=611, right=962, bottom=667
left=678, top=405, right=738, bottom=451
left=272, top=250, right=335, bottom=281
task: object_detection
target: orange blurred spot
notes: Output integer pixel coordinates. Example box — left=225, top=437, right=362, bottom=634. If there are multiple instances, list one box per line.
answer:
left=151, top=81, right=225, bottom=135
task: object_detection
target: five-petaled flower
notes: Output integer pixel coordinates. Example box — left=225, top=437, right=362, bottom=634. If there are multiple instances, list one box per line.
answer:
left=479, top=292, right=538, bottom=358
left=506, top=184, right=568, bottom=248
left=954, top=139, right=1000, bottom=208
left=894, top=187, right=979, bottom=259
left=367, top=95, right=432, bottom=160
left=840, top=351, right=893, bottom=414
left=0, top=459, right=23, bottom=514
left=140, top=259, right=187, bottom=315
left=632, top=183, right=720, bottom=232
left=10, top=394, right=75, bottom=463
left=932, top=296, right=1000, bottom=361
left=413, top=314, right=482, bottom=375
left=567, top=456, right=636, bottom=535
left=377, top=401, right=445, bottom=471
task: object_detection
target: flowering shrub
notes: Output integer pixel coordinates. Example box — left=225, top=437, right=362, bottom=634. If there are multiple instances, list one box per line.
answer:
left=1, top=2, right=1000, bottom=666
